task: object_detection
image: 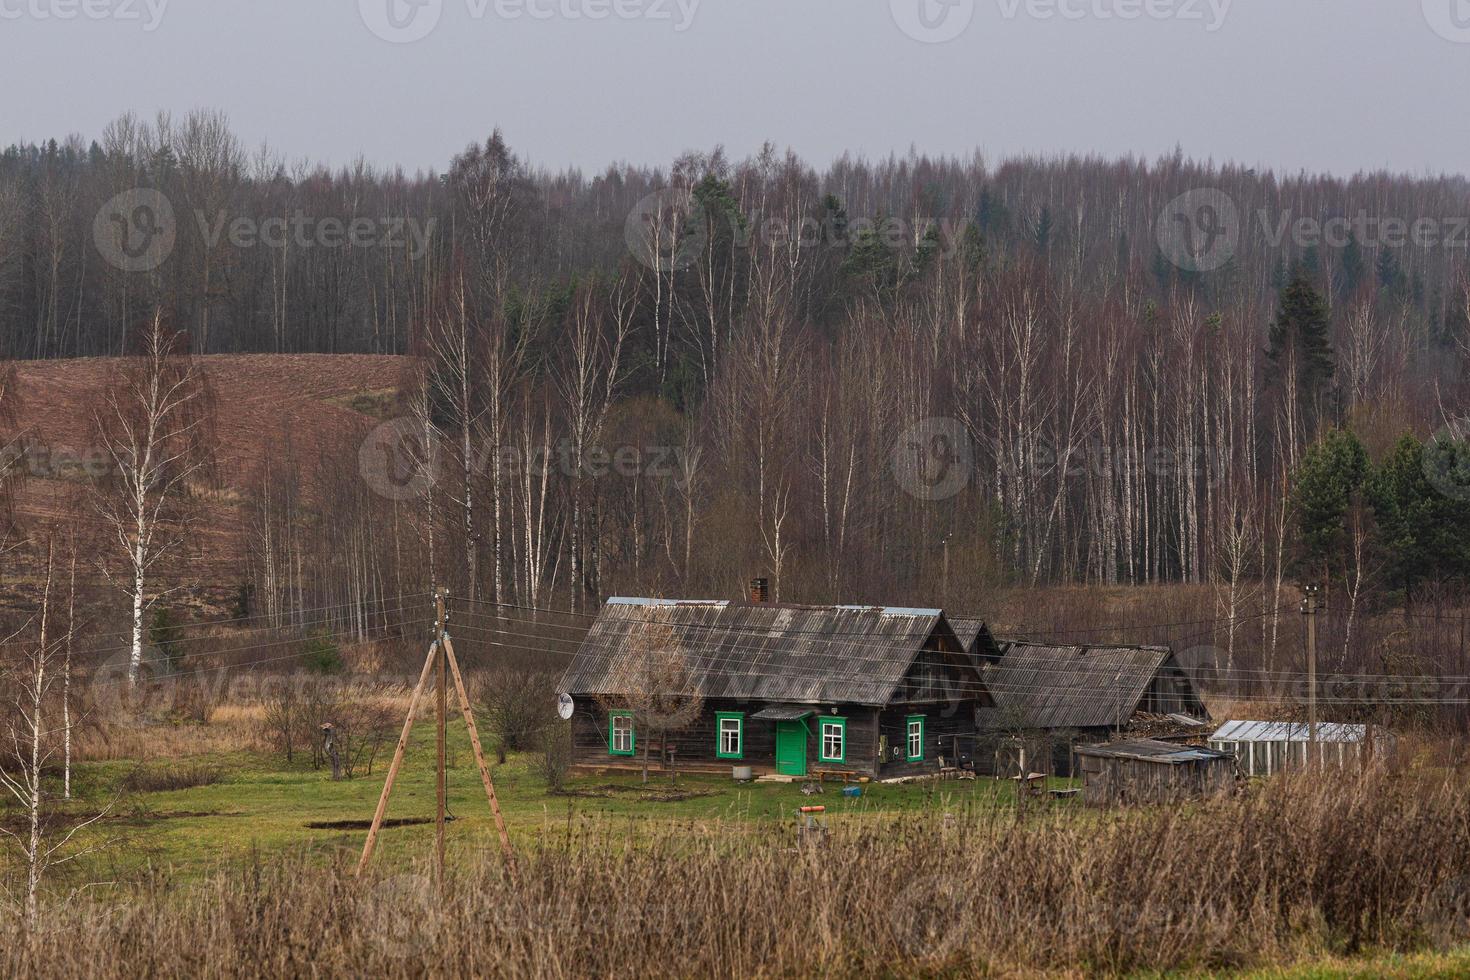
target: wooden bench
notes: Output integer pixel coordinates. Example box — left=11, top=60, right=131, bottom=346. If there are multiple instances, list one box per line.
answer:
left=813, top=769, right=862, bottom=784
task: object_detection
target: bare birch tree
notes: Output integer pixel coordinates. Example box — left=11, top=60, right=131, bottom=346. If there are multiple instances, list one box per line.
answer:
left=556, top=277, right=631, bottom=611
left=93, top=314, right=213, bottom=686
left=0, top=541, right=108, bottom=930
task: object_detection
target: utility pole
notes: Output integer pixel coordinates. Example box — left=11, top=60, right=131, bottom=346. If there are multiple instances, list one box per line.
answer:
left=940, top=532, right=952, bottom=608
left=435, top=587, right=448, bottom=888
left=1301, top=584, right=1320, bottom=769
left=357, top=589, right=515, bottom=880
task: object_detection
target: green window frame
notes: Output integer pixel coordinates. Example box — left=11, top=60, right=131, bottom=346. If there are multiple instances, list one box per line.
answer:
left=715, top=712, right=744, bottom=759
left=906, top=715, right=925, bottom=762
left=609, top=711, right=635, bottom=756
left=819, top=717, right=847, bottom=763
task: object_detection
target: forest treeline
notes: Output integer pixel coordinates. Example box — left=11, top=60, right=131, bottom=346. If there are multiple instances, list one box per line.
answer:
left=4, top=110, right=1470, bottom=680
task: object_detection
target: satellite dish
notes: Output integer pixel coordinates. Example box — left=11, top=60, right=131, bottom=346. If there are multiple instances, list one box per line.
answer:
left=556, top=693, right=575, bottom=720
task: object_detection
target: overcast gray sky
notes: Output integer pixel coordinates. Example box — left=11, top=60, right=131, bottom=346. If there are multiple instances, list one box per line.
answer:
left=3, top=0, right=1468, bottom=177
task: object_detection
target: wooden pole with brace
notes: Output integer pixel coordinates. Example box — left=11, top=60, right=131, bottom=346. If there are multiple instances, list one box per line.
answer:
left=355, top=589, right=516, bottom=878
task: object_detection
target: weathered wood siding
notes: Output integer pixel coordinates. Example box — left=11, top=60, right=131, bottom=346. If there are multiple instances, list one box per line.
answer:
left=1078, top=755, right=1234, bottom=806
left=876, top=702, right=981, bottom=778
left=571, top=700, right=884, bottom=777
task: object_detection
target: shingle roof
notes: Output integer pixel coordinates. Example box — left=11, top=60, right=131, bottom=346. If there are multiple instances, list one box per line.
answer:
left=949, top=617, right=986, bottom=652
left=1075, top=738, right=1231, bottom=764
left=977, top=640, right=1203, bottom=730
left=948, top=617, right=1003, bottom=661
left=559, top=598, right=959, bottom=706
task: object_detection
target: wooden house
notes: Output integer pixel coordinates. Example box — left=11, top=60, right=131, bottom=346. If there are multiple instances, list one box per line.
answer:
left=1075, top=739, right=1235, bottom=806
left=558, top=598, right=992, bottom=780
left=973, top=640, right=1209, bottom=776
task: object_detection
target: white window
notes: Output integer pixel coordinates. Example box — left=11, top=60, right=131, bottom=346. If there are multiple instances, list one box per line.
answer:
left=907, top=717, right=924, bottom=761
left=820, top=719, right=846, bottom=762
left=610, top=713, right=634, bottom=755
left=717, top=715, right=742, bottom=758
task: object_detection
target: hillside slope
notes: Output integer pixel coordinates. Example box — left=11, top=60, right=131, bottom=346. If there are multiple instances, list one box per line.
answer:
left=5, top=354, right=411, bottom=590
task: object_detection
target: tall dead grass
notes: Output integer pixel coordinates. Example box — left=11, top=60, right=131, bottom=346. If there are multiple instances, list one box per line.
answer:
left=6, top=763, right=1470, bottom=977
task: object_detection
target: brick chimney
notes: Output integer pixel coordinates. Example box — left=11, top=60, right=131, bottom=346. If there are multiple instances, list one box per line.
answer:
left=748, top=577, right=770, bottom=604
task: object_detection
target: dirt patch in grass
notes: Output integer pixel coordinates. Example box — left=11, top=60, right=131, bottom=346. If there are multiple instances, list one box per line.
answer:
left=555, top=784, right=717, bottom=803
left=0, top=808, right=237, bottom=834
left=119, top=763, right=225, bottom=793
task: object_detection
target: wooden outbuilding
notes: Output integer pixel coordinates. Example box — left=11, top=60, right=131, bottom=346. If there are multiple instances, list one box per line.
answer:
left=1074, top=738, right=1235, bottom=806
left=973, top=640, right=1209, bottom=776
left=558, top=597, right=992, bottom=780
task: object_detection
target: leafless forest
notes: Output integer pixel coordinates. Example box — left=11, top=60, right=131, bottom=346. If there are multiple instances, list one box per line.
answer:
left=4, top=111, right=1470, bottom=692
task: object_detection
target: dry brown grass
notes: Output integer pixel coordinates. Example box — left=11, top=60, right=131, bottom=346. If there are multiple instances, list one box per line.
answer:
left=5, top=763, right=1470, bottom=978
left=73, top=706, right=264, bottom=763
left=68, top=671, right=424, bottom=763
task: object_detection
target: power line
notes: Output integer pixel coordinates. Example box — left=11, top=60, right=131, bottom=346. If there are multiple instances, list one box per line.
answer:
left=65, top=597, right=433, bottom=662
left=444, top=625, right=1470, bottom=706
left=443, top=614, right=1470, bottom=699
left=452, top=593, right=1308, bottom=649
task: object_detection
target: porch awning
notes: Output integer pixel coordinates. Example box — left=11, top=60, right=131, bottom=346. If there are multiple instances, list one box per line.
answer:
left=750, top=704, right=817, bottom=721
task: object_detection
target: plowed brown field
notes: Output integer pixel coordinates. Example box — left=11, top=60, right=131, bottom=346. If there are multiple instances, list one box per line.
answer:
left=6, top=354, right=411, bottom=591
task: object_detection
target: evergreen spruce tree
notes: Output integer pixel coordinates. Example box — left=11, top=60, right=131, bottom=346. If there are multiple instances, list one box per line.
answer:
left=976, top=186, right=1008, bottom=238
left=1271, top=255, right=1289, bottom=291
left=840, top=214, right=899, bottom=297
left=1291, top=429, right=1369, bottom=576
left=913, top=223, right=941, bottom=271
left=1367, top=434, right=1470, bottom=596
left=1033, top=205, right=1053, bottom=255
left=960, top=221, right=986, bottom=271
left=1152, top=248, right=1174, bottom=291
left=1376, top=248, right=1403, bottom=293
left=1301, top=244, right=1322, bottom=281
left=1267, top=264, right=1336, bottom=413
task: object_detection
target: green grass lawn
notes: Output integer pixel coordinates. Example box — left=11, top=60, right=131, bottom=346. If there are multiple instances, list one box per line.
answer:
left=30, top=724, right=1078, bottom=876
left=1229, top=949, right=1470, bottom=978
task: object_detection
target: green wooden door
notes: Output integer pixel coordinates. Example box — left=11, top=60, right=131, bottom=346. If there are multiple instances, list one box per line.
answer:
left=775, top=721, right=807, bottom=776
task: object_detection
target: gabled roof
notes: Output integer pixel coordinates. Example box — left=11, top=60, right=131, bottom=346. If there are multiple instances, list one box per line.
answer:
left=559, top=598, right=964, bottom=706
left=977, top=640, right=1205, bottom=731
left=947, top=617, right=1004, bottom=662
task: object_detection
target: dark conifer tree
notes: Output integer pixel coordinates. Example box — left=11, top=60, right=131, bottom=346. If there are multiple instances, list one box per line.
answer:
left=1268, top=264, right=1336, bottom=420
